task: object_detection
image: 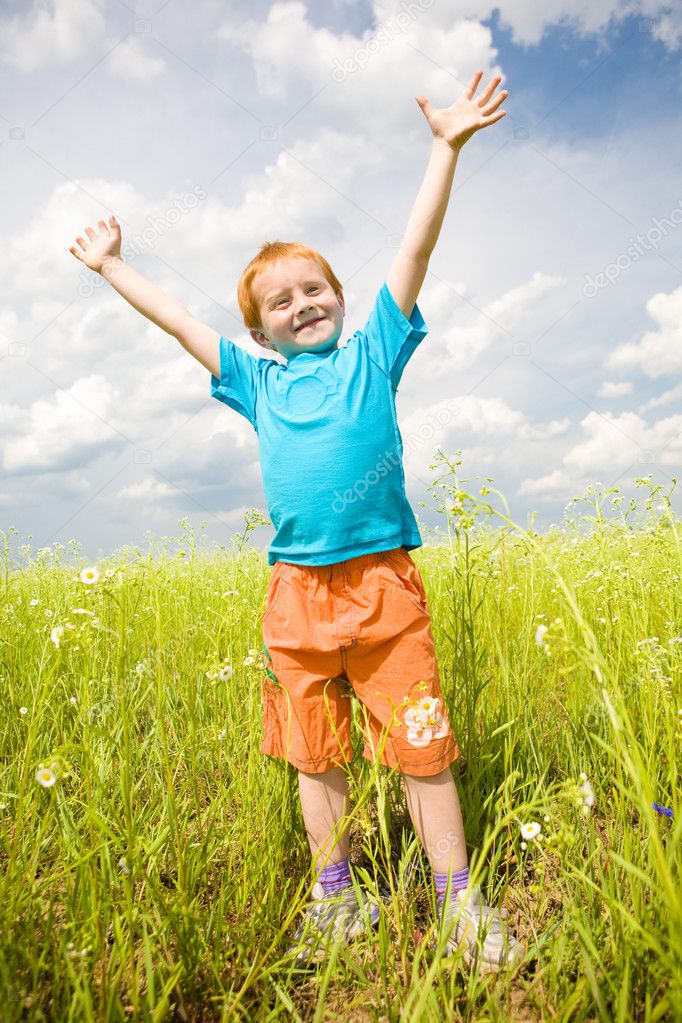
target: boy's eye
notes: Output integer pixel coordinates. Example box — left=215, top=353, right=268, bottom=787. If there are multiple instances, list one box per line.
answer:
left=274, top=286, right=318, bottom=307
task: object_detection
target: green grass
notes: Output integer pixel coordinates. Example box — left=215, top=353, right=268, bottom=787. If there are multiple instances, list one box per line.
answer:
left=1, top=464, right=681, bottom=1021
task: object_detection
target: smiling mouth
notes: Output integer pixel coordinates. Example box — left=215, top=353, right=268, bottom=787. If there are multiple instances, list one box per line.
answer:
left=296, top=317, right=325, bottom=331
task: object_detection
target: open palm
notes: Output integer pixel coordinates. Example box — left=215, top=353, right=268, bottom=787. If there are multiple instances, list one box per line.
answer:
left=416, top=71, right=508, bottom=151
left=68, top=215, right=121, bottom=273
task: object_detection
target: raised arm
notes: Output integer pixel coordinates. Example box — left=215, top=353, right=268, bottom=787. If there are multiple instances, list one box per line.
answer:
left=386, top=71, right=508, bottom=320
left=68, top=215, right=220, bottom=377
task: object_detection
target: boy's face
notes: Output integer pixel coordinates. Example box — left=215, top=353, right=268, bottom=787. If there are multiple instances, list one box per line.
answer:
left=249, top=257, right=345, bottom=360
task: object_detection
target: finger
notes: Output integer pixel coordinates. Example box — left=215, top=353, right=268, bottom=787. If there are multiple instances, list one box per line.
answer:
left=68, top=246, right=82, bottom=261
left=75, top=234, right=88, bottom=251
left=477, top=76, right=503, bottom=107
left=97, top=219, right=110, bottom=235
left=109, top=214, right=120, bottom=233
left=84, top=226, right=96, bottom=240
left=481, top=109, right=507, bottom=126
left=482, top=90, right=508, bottom=116
left=464, top=69, right=484, bottom=100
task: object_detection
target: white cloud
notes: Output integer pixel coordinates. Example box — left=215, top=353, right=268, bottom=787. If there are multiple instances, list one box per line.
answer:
left=598, top=380, right=633, bottom=397
left=408, top=0, right=682, bottom=50
left=2, top=374, right=119, bottom=473
left=117, top=476, right=176, bottom=500
left=605, top=284, right=682, bottom=379
left=640, top=380, right=682, bottom=412
left=0, top=0, right=106, bottom=71
left=217, top=1, right=501, bottom=127
left=399, top=394, right=567, bottom=479
left=106, top=38, right=166, bottom=82
left=563, top=409, right=682, bottom=475
left=444, top=271, right=565, bottom=368
left=518, top=468, right=572, bottom=497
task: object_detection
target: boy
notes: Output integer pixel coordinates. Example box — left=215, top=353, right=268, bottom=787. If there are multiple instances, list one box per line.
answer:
left=69, top=71, right=523, bottom=972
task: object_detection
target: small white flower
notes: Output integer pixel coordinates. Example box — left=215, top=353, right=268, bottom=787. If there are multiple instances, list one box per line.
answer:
left=535, top=624, right=548, bottom=649
left=69, top=696, right=78, bottom=705
left=248, top=648, right=258, bottom=656
left=579, top=772, right=588, bottom=781
left=19, top=707, right=28, bottom=715
left=520, top=841, right=527, bottom=850
left=50, top=626, right=64, bottom=648
left=243, top=656, right=255, bottom=666
left=543, top=814, right=550, bottom=823
left=222, top=590, right=239, bottom=597
left=80, top=566, right=99, bottom=585
left=218, top=728, right=227, bottom=741
left=36, top=767, right=56, bottom=788
left=30, top=598, right=39, bottom=606
left=580, top=778, right=595, bottom=808
left=218, top=665, right=233, bottom=682
left=405, top=726, right=431, bottom=747
left=520, top=821, right=542, bottom=841
left=71, top=608, right=95, bottom=616
left=134, top=663, right=146, bottom=675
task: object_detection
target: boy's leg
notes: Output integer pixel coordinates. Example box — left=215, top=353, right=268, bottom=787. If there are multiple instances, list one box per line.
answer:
left=289, top=766, right=381, bottom=966
left=298, top=765, right=351, bottom=866
left=402, top=766, right=467, bottom=873
left=403, top=765, right=524, bottom=968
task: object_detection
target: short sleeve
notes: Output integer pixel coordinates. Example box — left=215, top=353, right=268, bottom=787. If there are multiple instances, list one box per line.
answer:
left=358, top=282, right=428, bottom=389
left=210, top=336, right=258, bottom=429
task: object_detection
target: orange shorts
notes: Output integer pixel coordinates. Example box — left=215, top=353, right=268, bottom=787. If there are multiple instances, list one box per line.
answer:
left=260, top=547, right=460, bottom=776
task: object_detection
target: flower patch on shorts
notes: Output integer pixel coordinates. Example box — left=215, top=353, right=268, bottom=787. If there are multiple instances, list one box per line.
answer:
left=401, top=686, right=450, bottom=747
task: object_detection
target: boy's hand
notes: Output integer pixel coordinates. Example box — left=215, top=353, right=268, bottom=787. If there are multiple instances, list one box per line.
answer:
left=415, top=71, right=508, bottom=152
left=68, top=215, right=122, bottom=274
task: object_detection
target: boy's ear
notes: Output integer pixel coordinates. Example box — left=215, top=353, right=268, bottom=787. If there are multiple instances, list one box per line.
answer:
left=250, top=328, right=277, bottom=352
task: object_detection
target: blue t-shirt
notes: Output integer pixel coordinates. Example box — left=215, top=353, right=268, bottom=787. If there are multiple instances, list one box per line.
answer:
left=210, top=282, right=428, bottom=565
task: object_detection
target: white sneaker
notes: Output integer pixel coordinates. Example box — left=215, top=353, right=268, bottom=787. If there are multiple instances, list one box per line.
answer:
left=437, top=885, right=525, bottom=972
left=286, top=881, right=381, bottom=967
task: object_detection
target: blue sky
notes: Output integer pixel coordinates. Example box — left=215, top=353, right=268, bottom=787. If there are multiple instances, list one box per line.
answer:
left=1, top=0, right=681, bottom=565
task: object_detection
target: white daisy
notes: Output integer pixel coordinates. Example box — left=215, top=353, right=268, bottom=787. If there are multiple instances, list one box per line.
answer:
left=218, top=665, right=233, bottom=682
left=520, top=821, right=542, bottom=841
left=36, top=767, right=56, bottom=788
left=535, top=624, right=548, bottom=649
left=580, top=778, right=595, bottom=809
left=80, top=566, right=99, bottom=585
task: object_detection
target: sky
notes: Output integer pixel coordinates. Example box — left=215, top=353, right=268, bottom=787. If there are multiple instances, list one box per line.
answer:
left=1, top=0, right=681, bottom=566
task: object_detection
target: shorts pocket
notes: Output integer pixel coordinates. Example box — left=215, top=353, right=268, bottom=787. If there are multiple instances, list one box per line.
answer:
left=262, top=563, right=291, bottom=623
left=381, top=550, right=431, bottom=618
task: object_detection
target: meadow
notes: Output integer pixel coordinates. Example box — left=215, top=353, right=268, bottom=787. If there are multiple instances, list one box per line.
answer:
left=1, top=459, right=680, bottom=1022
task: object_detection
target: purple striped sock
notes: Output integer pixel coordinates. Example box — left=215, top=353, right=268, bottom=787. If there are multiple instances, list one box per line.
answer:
left=433, top=865, right=469, bottom=907
left=316, top=857, right=352, bottom=896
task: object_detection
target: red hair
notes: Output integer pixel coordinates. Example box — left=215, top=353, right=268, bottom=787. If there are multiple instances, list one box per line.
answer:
left=237, top=241, right=343, bottom=330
